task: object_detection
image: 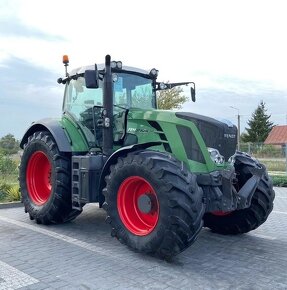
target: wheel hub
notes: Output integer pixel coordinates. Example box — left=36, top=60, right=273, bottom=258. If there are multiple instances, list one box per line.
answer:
left=137, top=194, right=153, bottom=214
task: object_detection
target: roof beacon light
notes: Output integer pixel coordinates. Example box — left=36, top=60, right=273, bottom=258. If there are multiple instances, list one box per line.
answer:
left=62, top=55, right=69, bottom=77
left=63, top=55, right=69, bottom=65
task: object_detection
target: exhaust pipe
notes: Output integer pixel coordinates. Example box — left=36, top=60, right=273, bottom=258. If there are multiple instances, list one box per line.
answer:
left=103, top=55, right=114, bottom=156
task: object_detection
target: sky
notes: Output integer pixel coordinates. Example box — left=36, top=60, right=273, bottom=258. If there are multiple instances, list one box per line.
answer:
left=0, top=0, right=286, bottom=139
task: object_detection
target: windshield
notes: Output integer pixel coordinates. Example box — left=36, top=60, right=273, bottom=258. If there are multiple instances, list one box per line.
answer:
left=63, top=72, right=156, bottom=118
left=113, top=73, right=155, bottom=109
left=62, top=71, right=156, bottom=146
left=63, top=77, right=103, bottom=120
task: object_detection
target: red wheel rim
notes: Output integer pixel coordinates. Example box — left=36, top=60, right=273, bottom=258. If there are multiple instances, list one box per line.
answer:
left=212, top=211, right=232, bottom=216
left=26, top=151, right=52, bottom=205
left=117, top=176, right=159, bottom=236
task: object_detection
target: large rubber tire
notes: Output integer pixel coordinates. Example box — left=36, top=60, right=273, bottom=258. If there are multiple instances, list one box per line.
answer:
left=204, top=158, right=275, bottom=235
left=103, top=150, right=205, bottom=259
left=19, top=131, right=82, bottom=224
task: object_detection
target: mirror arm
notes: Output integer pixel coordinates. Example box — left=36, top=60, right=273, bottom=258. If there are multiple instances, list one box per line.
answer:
left=155, top=81, right=196, bottom=102
left=155, top=81, right=195, bottom=90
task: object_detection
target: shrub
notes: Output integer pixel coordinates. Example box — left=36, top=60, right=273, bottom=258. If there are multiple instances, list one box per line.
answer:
left=6, top=185, right=21, bottom=202
left=271, top=175, right=287, bottom=187
left=0, top=152, right=17, bottom=175
left=0, top=190, right=7, bottom=201
left=0, top=182, right=21, bottom=202
left=0, top=182, right=11, bottom=193
left=0, top=134, right=20, bottom=155
left=0, top=182, right=11, bottom=202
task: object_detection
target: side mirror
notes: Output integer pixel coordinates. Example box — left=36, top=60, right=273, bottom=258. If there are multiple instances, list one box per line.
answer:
left=84, top=65, right=99, bottom=88
left=191, top=87, right=196, bottom=102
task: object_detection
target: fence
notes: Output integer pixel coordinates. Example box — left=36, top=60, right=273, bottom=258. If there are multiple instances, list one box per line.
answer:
left=239, top=143, right=287, bottom=175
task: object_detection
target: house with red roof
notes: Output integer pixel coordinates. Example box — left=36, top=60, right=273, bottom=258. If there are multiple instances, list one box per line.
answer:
left=265, top=125, right=287, bottom=145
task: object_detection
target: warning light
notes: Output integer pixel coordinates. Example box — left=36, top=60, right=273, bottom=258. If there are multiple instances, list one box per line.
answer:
left=63, top=55, right=69, bottom=65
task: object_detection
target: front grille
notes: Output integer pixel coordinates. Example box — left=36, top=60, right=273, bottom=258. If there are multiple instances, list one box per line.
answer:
left=176, top=112, right=237, bottom=160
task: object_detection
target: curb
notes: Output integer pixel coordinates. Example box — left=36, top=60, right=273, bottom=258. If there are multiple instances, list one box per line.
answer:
left=0, top=202, right=23, bottom=209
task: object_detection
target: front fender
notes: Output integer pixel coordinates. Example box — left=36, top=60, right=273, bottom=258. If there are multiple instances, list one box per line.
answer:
left=98, top=141, right=162, bottom=207
left=20, top=118, right=72, bottom=152
left=233, top=151, right=265, bottom=209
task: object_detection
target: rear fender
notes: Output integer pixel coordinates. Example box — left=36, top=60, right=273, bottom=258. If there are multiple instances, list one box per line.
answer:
left=20, top=119, right=71, bottom=152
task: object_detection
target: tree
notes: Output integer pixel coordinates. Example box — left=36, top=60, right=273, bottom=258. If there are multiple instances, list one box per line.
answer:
left=0, top=134, right=20, bottom=155
left=157, top=86, right=188, bottom=110
left=242, top=101, right=274, bottom=143
left=0, top=151, right=17, bottom=175
left=240, top=132, right=249, bottom=143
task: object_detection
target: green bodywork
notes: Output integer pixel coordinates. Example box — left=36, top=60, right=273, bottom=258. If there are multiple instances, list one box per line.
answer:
left=125, top=109, right=219, bottom=173
left=54, top=64, right=231, bottom=175
left=60, top=108, right=226, bottom=174
left=60, top=114, right=90, bottom=152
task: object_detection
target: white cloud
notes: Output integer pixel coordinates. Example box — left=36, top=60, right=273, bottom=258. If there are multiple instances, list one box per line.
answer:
left=1, top=0, right=286, bottom=85
left=0, top=0, right=287, bottom=138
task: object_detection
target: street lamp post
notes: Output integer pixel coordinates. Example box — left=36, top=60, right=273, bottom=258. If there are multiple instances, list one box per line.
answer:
left=230, top=106, right=240, bottom=151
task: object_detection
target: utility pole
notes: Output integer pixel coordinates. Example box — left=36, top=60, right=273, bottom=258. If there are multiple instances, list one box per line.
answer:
left=230, top=106, right=240, bottom=151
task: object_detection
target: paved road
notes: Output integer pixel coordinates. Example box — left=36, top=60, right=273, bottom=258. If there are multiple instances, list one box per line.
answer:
left=0, top=187, right=287, bottom=290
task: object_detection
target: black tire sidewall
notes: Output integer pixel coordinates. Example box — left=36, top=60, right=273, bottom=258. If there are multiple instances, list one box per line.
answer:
left=20, top=135, right=57, bottom=216
left=107, top=162, right=170, bottom=251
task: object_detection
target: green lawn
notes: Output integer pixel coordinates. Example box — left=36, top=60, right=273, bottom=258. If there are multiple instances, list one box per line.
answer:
left=259, top=159, right=286, bottom=172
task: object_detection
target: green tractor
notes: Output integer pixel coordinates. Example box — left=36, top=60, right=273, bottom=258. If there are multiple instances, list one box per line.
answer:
left=19, top=55, right=275, bottom=259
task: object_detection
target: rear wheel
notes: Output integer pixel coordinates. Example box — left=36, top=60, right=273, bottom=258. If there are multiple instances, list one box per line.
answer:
left=19, top=131, right=82, bottom=224
left=103, top=150, right=205, bottom=259
left=204, top=156, right=275, bottom=234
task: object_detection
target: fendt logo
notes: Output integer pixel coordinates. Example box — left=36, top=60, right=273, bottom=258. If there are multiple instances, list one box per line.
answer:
left=128, top=128, right=149, bottom=133
left=224, top=134, right=236, bottom=139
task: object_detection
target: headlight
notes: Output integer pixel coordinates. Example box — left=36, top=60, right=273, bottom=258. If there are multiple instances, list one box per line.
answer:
left=207, top=147, right=225, bottom=164
left=228, top=155, right=235, bottom=164
left=112, top=73, right=118, bottom=82
left=111, top=61, right=122, bottom=69
left=116, top=61, right=122, bottom=69
left=159, top=82, right=167, bottom=90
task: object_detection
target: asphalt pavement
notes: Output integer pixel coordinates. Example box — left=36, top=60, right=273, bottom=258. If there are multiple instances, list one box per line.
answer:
left=0, top=187, right=286, bottom=290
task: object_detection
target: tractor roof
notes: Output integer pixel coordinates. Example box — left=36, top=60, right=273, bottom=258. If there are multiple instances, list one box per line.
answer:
left=70, top=64, right=150, bottom=76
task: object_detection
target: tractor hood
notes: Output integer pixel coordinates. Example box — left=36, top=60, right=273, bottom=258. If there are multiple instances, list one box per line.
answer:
left=175, top=112, right=237, bottom=160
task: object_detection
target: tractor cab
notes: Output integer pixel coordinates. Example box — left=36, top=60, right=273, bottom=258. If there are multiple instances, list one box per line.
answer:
left=60, top=63, right=158, bottom=148
left=59, top=58, right=195, bottom=150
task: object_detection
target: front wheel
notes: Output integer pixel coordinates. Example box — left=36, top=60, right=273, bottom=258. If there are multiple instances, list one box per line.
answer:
left=103, top=150, right=205, bottom=259
left=19, top=131, right=82, bottom=224
left=204, top=155, right=275, bottom=234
